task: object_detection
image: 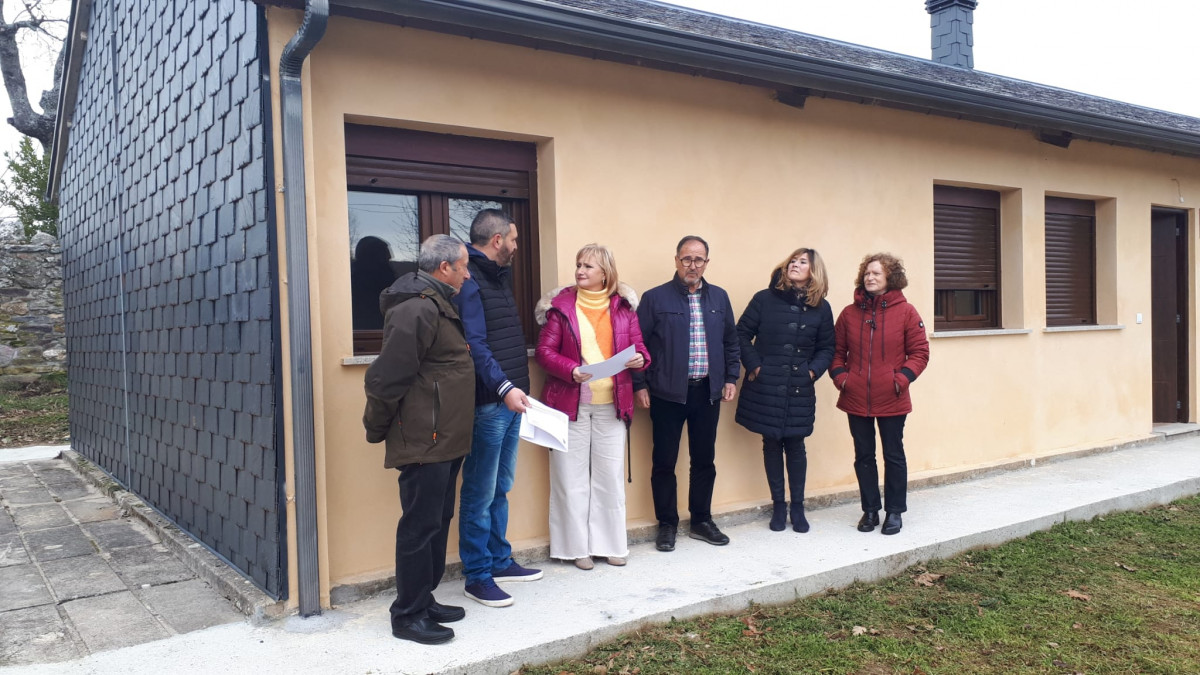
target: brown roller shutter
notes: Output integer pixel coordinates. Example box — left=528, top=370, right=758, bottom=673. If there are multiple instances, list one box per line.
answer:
left=934, top=186, right=1000, bottom=329
left=1044, top=197, right=1096, bottom=326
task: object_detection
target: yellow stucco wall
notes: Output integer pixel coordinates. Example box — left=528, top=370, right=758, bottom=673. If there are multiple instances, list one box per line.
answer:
left=266, top=10, right=1200, bottom=604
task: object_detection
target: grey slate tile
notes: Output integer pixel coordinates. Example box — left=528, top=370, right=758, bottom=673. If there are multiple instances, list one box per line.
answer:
left=61, top=498, right=121, bottom=524
left=1, top=487, right=57, bottom=507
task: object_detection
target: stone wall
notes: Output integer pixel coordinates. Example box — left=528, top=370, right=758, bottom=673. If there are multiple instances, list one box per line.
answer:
left=0, top=232, right=66, bottom=382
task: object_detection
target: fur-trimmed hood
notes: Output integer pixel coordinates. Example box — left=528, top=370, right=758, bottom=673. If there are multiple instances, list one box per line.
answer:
left=535, top=282, right=639, bottom=325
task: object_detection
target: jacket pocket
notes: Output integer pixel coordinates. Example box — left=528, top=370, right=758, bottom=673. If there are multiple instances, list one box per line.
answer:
left=432, top=380, right=441, bottom=445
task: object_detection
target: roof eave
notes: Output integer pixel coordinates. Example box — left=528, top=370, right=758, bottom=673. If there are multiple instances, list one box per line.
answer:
left=325, top=0, right=1200, bottom=157
left=45, top=0, right=92, bottom=202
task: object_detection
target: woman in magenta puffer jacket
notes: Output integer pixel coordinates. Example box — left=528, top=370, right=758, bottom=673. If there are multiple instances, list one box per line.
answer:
left=830, top=253, right=929, bottom=536
left=535, top=244, right=650, bottom=570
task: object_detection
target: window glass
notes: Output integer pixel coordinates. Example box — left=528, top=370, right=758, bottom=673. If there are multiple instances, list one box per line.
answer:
left=449, top=198, right=503, bottom=244
left=349, top=191, right=418, bottom=331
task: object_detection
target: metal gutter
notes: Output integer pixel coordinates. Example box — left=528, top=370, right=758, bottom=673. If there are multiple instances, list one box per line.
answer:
left=331, top=0, right=1200, bottom=156
left=278, top=0, right=329, bottom=618
left=45, top=0, right=92, bottom=201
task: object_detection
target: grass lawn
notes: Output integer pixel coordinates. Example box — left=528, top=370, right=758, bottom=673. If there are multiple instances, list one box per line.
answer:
left=0, top=373, right=69, bottom=447
left=520, top=497, right=1200, bottom=674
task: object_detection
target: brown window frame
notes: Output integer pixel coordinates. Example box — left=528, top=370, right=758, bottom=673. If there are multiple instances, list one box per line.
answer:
left=1044, top=196, right=1097, bottom=327
left=345, top=125, right=540, bottom=355
left=934, top=185, right=1001, bottom=330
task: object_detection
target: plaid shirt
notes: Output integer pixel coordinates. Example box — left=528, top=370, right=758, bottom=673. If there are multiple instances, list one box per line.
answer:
left=686, top=288, right=708, bottom=379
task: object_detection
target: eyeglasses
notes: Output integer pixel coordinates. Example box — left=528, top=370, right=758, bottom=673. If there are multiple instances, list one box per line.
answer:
left=677, top=256, right=709, bottom=268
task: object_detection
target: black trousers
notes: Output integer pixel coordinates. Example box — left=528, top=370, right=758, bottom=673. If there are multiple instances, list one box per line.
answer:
left=389, top=456, right=463, bottom=629
left=649, top=379, right=720, bottom=527
left=847, top=413, right=907, bottom=514
left=762, top=435, right=807, bottom=505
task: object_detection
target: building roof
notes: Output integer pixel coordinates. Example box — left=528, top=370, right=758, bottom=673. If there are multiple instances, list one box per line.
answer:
left=48, top=0, right=1200, bottom=198
left=326, top=0, right=1200, bottom=156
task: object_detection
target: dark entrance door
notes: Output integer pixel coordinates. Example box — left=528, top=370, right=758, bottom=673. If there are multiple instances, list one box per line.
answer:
left=1151, top=208, right=1189, bottom=423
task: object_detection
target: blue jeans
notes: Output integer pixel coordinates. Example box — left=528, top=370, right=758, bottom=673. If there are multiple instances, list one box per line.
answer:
left=458, top=402, right=521, bottom=585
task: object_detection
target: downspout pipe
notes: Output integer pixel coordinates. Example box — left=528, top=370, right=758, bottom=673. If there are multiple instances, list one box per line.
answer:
left=278, top=0, right=329, bottom=618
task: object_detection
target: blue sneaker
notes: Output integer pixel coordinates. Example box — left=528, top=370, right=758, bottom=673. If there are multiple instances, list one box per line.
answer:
left=464, top=579, right=513, bottom=607
left=492, top=561, right=543, bottom=582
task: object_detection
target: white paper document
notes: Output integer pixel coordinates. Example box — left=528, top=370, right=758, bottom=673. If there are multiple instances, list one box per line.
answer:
left=577, top=344, right=637, bottom=380
left=519, top=397, right=570, bottom=452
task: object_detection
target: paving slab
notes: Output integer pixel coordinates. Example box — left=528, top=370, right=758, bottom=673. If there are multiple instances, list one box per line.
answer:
left=0, top=510, right=15, bottom=536
left=108, top=545, right=195, bottom=588
left=41, top=555, right=126, bottom=602
left=0, top=472, right=42, bottom=490
left=2, top=487, right=57, bottom=507
left=61, top=498, right=120, bottom=524
left=0, top=605, right=81, bottom=666
left=0, top=533, right=30, bottom=568
left=60, top=592, right=169, bottom=653
left=23, top=526, right=96, bottom=562
left=33, top=469, right=85, bottom=486
left=135, top=580, right=245, bottom=634
left=9, top=504, right=73, bottom=531
left=83, top=520, right=159, bottom=551
left=45, top=482, right=94, bottom=502
left=0, top=564, right=52, bottom=612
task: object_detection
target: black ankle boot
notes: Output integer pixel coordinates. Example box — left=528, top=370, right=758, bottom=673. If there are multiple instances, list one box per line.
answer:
left=769, top=501, right=787, bottom=531
left=790, top=503, right=809, bottom=533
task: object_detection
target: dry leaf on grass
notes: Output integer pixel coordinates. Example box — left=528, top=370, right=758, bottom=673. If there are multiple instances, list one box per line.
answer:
left=852, top=625, right=868, bottom=636
left=914, top=572, right=945, bottom=587
left=1064, top=589, right=1091, bottom=601
left=1115, top=562, right=1139, bottom=572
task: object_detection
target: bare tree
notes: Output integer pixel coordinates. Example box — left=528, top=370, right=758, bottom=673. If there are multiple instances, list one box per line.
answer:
left=0, top=0, right=67, bottom=153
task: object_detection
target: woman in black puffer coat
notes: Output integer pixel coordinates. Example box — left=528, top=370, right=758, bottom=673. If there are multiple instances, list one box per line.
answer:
left=735, top=248, right=835, bottom=533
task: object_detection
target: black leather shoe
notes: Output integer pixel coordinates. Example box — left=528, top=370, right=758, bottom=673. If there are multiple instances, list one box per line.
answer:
left=427, top=600, right=465, bottom=623
left=655, top=523, right=676, bottom=552
left=857, top=511, right=880, bottom=532
left=688, top=519, right=730, bottom=546
left=881, top=512, right=903, bottom=535
left=392, top=617, right=454, bottom=645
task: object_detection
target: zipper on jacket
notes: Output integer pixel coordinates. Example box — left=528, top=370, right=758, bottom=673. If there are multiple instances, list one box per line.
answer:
left=432, top=381, right=441, bottom=445
left=866, top=305, right=876, bottom=416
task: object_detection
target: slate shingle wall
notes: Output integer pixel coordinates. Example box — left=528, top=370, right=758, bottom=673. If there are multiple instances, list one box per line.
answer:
left=57, top=0, right=283, bottom=598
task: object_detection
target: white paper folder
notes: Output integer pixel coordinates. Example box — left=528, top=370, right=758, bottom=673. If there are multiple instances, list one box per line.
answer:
left=518, top=397, right=569, bottom=452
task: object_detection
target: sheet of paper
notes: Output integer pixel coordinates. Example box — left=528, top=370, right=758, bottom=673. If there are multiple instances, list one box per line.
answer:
left=518, top=397, right=569, bottom=452
left=577, top=344, right=637, bottom=380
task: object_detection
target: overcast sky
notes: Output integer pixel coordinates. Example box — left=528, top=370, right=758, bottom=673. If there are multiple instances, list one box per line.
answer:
left=3, top=0, right=1198, bottom=162
left=663, top=0, right=1200, bottom=117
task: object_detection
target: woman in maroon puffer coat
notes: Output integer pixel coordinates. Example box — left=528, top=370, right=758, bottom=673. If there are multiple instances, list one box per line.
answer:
left=829, top=253, right=929, bottom=536
left=536, top=244, right=650, bottom=570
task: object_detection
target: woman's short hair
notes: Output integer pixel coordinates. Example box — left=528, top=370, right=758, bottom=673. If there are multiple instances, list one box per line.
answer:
left=855, top=252, right=908, bottom=291
left=576, top=243, right=619, bottom=296
left=771, top=247, right=828, bottom=307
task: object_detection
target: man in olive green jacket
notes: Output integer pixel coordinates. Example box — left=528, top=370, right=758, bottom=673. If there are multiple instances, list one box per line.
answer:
left=364, top=234, right=474, bottom=645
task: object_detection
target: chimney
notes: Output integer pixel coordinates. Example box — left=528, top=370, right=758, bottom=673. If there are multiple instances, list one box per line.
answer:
left=925, top=0, right=977, bottom=68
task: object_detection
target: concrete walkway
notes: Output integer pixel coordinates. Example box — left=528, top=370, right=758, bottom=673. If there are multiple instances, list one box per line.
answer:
left=0, top=453, right=244, bottom=667
left=5, top=434, right=1200, bottom=674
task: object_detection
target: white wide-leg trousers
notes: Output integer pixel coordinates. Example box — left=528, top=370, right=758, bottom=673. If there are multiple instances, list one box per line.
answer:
left=549, top=403, right=629, bottom=560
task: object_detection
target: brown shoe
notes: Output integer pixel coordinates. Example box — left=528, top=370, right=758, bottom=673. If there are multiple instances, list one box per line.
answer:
left=574, top=557, right=594, bottom=570
left=606, top=557, right=626, bottom=566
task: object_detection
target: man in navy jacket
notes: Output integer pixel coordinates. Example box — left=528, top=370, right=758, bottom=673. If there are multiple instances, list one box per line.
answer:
left=634, top=235, right=741, bottom=552
left=453, top=209, right=542, bottom=608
